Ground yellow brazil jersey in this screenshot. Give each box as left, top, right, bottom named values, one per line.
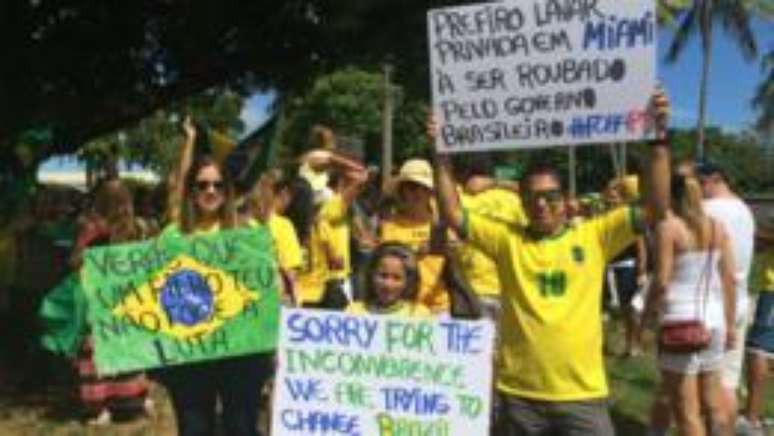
left=464, top=205, right=640, bottom=401
left=296, top=194, right=350, bottom=304
left=346, top=301, right=432, bottom=317
left=457, top=188, right=528, bottom=297
left=380, top=218, right=449, bottom=313
left=267, top=214, right=303, bottom=272
left=755, top=249, right=774, bottom=293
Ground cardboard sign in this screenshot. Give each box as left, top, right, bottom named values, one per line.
left=272, top=308, right=495, bottom=436
left=81, top=226, right=280, bottom=375
left=428, top=0, right=657, bottom=152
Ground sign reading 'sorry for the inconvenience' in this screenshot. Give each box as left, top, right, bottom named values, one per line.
left=81, top=226, right=280, bottom=375
left=272, top=308, right=495, bottom=436
left=428, top=0, right=657, bottom=152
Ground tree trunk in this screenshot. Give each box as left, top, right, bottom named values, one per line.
left=696, top=0, right=714, bottom=161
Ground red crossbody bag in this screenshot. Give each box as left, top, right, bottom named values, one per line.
left=659, top=223, right=714, bottom=353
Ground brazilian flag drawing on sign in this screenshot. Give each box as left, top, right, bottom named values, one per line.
left=81, top=225, right=280, bottom=376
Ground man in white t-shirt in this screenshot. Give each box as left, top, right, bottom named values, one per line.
left=695, top=161, right=755, bottom=430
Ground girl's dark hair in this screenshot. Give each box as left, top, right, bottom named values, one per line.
left=280, top=176, right=315, bottom=245
left=181, top=155, right=238, bottom=234
left=361, top=242, right=420, bottom=306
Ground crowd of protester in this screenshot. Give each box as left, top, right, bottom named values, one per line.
left=0, top=89, right=771, bottom=436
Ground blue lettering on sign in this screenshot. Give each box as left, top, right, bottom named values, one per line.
left=381, top=387, right=451, bottom=416
left=284, top=377, right=328, bottom=402
left=160, top=269, right=214, bottom=326
left=281, top=409, right=361, bottom=435
left=582, top=12, right=655, bottom=51
left=286, top=311, right=379, bottom=350
left=439, top=321, right=483, bottom=355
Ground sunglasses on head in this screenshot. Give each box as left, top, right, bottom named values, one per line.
left=524, top=189, right=564, bottom=205
left=194, top=179, right=225, bottom=192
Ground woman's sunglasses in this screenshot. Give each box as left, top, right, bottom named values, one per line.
left=194, top=180, right=225, bottom=192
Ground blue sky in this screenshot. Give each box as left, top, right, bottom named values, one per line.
left=657, top=18, right=773, bottom=130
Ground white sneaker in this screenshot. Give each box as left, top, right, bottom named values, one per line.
left=143, top=397, right=156, bottom=418
left=87, top=409, right=112, bottom=426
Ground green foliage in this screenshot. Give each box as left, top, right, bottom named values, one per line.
left=276, top=67, right=428, bottom=166
left=669, top=127, right=773, bottom=192
left=754, top=49, right=774, bottom=132
left=80, top=88, right=245, bottom=175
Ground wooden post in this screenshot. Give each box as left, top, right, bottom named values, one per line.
left=381, top=63, right=394, bottom=191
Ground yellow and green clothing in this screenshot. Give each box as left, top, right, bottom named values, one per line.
left=266, top=214, right=303, bottom=272
left=380, top=218, right=449, bottom=313
left=456, top=188, right=528, bottom=298
left=463, top=205, right=641, bottom=401
left=297, top=194, right=351, bottom=304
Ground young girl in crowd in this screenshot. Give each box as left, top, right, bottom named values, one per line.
left=379, top=159, right=450, bottom=314
left=70, top=179, right=154, bottom=425
left=346, top=242, right=430, bottom=317
left=640, top=174, right=736, bottom=436
left=159, top=116, right=273, bottom=436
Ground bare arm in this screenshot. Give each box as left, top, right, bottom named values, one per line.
left=166, top=116, right=196, bottom=224
left=717, top=224, right=737, bottom=348
left=635, top=236, right=648, bottom=281
left=338, top=168, right=368, bottom=207
left=427, top=115, right=464, bottom=234
left=643, top=88, right=672, bottom=225
left=641, top=221, right=674, bottom=327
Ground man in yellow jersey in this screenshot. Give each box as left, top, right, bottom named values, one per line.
left=429, top=89, right=671, bottom=435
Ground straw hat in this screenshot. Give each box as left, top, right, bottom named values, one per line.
left=394, top=159, right=434, bottom=191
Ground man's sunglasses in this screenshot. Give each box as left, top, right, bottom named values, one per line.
left=523, top=189, right=564, bottom=205
left=194, top=180, right=225, bottom=192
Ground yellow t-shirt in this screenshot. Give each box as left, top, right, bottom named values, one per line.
left=346, top=301, right=431, bottom=317
left=457, top=188, right=528, bottom=297
left=267, top=214, right=303, bottom=272
left=380, top=219, right=449, bottom=313
left=464, top=205, right=640, bottom=401
left=296, top=195, right=350, bottom=304
left=319, top=194, right=351, bottom=280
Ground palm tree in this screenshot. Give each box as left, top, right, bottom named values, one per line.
left=753, top=48, right=774, bottom=133
left=665, top=0, right=773, bottom=160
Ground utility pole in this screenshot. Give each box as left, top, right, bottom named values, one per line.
left=381, top=63, right=394, bottom=191
left=568, top=145, right=577, bottom=197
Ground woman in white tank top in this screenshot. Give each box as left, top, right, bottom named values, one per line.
left=641, top=174, right=736, bottom=436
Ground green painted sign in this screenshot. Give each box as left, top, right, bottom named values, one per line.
left=81, top=226, right=280, bottom=375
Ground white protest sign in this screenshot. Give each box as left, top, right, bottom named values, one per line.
left=428, top=0, right=657, bottom=152
left=271, top=308, right=495, bottom=436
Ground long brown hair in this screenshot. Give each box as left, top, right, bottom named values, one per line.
left=92, top=179, right=143, bottom=243
left=181, top=156, right=238, bottom=233
left=671, top=174, right=710, bottom=246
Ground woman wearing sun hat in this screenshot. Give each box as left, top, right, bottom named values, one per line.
left=377, top=159, right=453, bottom=314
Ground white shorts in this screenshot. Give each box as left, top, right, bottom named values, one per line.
left=721, top=315, right=749, bottom=389
left=659, top=326, right=725, bottom=375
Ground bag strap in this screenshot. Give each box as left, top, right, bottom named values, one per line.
left=694, top=219, right=715, bottom=321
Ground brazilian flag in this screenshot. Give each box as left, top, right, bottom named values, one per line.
left=81, top=226, right=280, bottom=376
